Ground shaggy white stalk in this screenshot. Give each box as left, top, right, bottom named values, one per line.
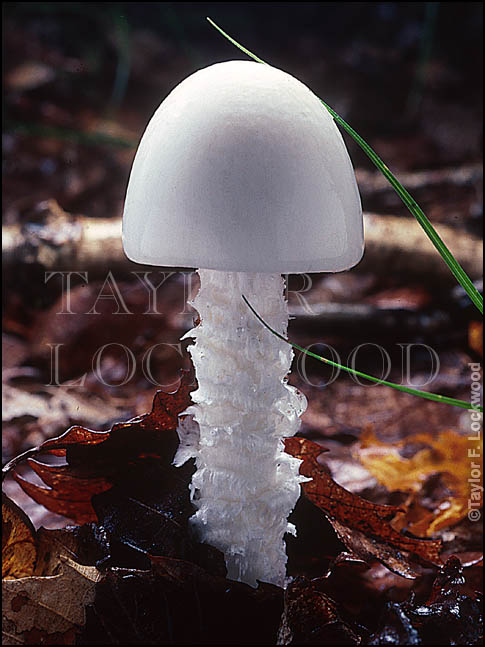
left=175, top=269, right=307, bottom=588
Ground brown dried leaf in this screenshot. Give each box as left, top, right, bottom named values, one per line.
left=2, top=382, right=125, bottom=434
left=285, top=437, right=442, bottom=577
left=365, top=285, right=432, bottom=310
left=2, top=498, right=105, bottom=645
left=7, top=373, right=195, bottom=524
left=330, top=518, right=422, bottom=579
left=33, top=526, right=104, bottom=577
left=2, top=557, right=102, bottom=646
left=2, top=494, right=37, bottom=580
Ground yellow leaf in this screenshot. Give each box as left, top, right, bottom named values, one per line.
left=354, top=429, right=483, bottom=535
left=2, top=494, right=37, bottom=580
left=2, top=496, right=103, bottom=645
left=469, top=321, right=483, bottom=357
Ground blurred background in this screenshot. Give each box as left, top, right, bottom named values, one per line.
left=2, top=3, right=483, bottom=528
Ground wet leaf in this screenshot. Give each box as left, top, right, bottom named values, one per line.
left=277, top=577, right=360, bottom=645
left=79, top=555, right=283, bottom=645
left=5, top=374, right=220, bottom=573
left=7, top=373, right=195, bottom=524
left=285, top=437, right=442, bottom=577
left=354, top=429, right=483, bottom=535
left=367, top=603, right=422, bottom=645
left=368, top=556, right=483, bottom=645
left=89, top=458, right=226, bottom=573
left=2, top=494, right=37, bottom=580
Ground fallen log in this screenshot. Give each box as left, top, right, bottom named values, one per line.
left=2, top=200, right=483, bottom=284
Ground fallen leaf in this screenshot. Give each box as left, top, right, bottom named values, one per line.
left=330, top=518, right=430, bottom=579
left=3, top=557, right=102, bottom=646
left=2, top=384, right=55, bottom=425
left=2, top=501, right=106, bottom=646
left=30, top=257, right=185, bottom=386
left=469, top=321, right=483, bottom=356
left=79, top=555, right=283, bottom=645
left=354, top=429, right=483, bottom=535
left=368, top=556, right=483, bottom=645
left=89, top=458, right=225, bottom=573
left=285, top=437, right=442, bottom=577
left=33, top=525, right=111, bottom=576
left=367, top=602, right=422, bottom=645
left=2, top=382, right=124, bottom=435
left=7, top=373, right=195, bottom=524
left=277, top=576, right=360, bottom=645
left=2, top=494, right=37, bottom=579
left=4, top=373, right=221, bottom=575
left=365, top=285, right=432, bottom=310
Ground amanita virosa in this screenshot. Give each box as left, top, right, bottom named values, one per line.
left=123, top=60, right=364, bottom=588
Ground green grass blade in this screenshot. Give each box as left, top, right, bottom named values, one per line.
left=207, top=17, right=483, bottom=315
left=321, top=104, right=483, bottom=315
left=243, top=296, right=482, bottom=412
left=207, top=17, right=265, bottom=63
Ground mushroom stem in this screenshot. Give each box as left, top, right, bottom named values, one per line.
left=176, top=269, right=307, bottom=588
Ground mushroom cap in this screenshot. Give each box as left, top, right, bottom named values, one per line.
left=123, top=60, right=363, bottom=273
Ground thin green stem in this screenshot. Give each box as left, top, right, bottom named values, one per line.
left=207, top=17, right=483, bottom=315
left=321, top=103, right=483, bottom=315
left=243, top=296, right=482, bottom=413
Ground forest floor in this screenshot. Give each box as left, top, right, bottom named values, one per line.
left=2, top=4, right=483, bottom=645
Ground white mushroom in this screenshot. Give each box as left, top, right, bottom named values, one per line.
left=122, top=60, right=364, bottom=588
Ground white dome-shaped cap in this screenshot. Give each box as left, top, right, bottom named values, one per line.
left=123, top=60, right=363, bottom=273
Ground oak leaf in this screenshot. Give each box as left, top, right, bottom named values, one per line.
left=285, top=437, right=442, bottom=577
left=5, top=373, right=195, bottom=524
